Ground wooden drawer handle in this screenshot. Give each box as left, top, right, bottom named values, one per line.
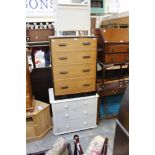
left=58, top=43, right=67, bottom=46
left=83, top=84, right=90, bottom=87
left=59, top=71, right=68, bottom=74
left=112, top=89, right=118, bottom=94
left=61, top=86, right=69, bottom=89
left=59, top=57, right=68, bottom=60
left=82, top=69, right=90, bottom=72
left=83, top=42, right=91, bottom=45
left=83, top=55, right=91, bottom=59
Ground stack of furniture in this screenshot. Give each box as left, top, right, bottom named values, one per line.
left=113, top=86, right=129, bottom=155
left=94, top=28, right=129, bottom=121
left=48, top=36, right=98, bottom=135
left=26, top=100, right=52, bottom=142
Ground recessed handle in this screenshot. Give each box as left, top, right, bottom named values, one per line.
left=59, top=57, right=68, bottom=60
left=83, top=84, right=90, bottom=87
left=60, top=71, right=68, bottom=74
left=61, top=86, right=69, bottom=89
left=83, top=55, right=91, bottom=59
left=83, top=42, right=91, bottom=45
left=58, top=43, right=67, bottom=46
left=82, top=69, right=90, bottom=72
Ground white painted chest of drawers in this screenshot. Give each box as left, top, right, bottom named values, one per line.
left=48, top=88, right=98, bottom=135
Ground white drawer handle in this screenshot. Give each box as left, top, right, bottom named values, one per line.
left=64, top=105, right=69, bottom=109
left=66, top=125, right=70, bottom=129
left=83, top=121, right=88, bottom=125
left=65, top=114, right=69, bottom=118
left=84, top=102, right=88, bottom=105
left=83, top=111, right=88, bottom=115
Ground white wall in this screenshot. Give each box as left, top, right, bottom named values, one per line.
left=104, top=0, right=129, bottom=13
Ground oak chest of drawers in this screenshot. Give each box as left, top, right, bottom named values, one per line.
left=48, top=88, right=98, bottom=135
left=49, top=36, right=97, bottom=99
left=94, top=28, right=129, bottom=64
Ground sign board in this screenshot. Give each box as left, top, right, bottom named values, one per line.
left=26, top=0, right=54, bottom=18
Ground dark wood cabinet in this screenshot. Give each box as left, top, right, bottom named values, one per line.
left=113, top=87, right=129, bottom=155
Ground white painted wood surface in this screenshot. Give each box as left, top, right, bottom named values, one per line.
left=48, top=88, right=98, bottom=135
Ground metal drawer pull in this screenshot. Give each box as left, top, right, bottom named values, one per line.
left=58, top=43, right=67, bottom=46
left=60, top=71, right=68, bottom=74
left=59, top=57, right=68, bottom=60
left=82, top=69, right=90, bottom=72
left=83, top=84, right=90, bottom=87
left=83, top=55, right=91, bottom=59
left=83, top=42, right=91, bottom=45
left=61, top=86, right=69, bottom=89
left=112, top=89, right=118, bottom=94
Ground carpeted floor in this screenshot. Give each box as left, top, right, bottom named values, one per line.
left=26, top=118, right=116, bottom=155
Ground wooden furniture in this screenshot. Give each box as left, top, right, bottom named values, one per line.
left=113, top=87, right=129, bottom=155
left=94, top=28, right=129, bottom=64
left=26, top=29, right=54, bottom=42
left=101, top=16, right=129, bottom=28
left=26, top=62, right=34, bottom=111
left=48, top=88, right=98, bottom=135
left=26, top=100, right=52, bottom=142
left=49, top=36, right=97, bottom=100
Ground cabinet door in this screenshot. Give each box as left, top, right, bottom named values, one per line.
left=26, top=117, right=35, bottom=138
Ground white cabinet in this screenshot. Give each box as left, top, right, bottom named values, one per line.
left=49, top=88, right=98, bottom=135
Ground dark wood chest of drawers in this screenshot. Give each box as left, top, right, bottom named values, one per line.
left=94, top=28, right=129, bottom=64
left=49, top=36, right=97, bottom=99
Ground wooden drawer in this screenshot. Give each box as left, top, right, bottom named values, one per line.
left=51, top=38, right=97, bottom=51
left=52, top=50, right=96, bottom=65
left=107, top=45, right=129, bottom=53
left=105, top=53, right=129, bottom=64
left=54, top=77, right=96, bottom=96
left=97, top=80, right=128, bottom=96
left=53, top=63, right=96, bottom=79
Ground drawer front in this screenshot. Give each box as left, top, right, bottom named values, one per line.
left=51, top=38, right=97, bottom=51
left=105, top=53, right=129, bottom=64
left=99, top=87, right=126, bottom=96
left=52, top=50, right=96, bottom=65
left=108, top=45, right=129, bottom=53
left=54, top=117, right=96, bottom=134
left=52, top=97, right=98, bottom=113
left=54, top=77, right=96, bottom=96
left=26, top=118, right=35, bottom=138
left=53, top=63, right=96, bottom=79
left=54, top=105, right=97, bottom=122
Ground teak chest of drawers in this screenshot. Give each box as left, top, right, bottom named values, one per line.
left=49, top=36, right=97, bottom=99
left=48, top=88, right=98, bottom=135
